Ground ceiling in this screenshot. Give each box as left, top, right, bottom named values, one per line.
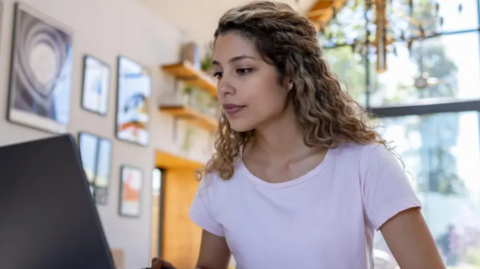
left=138, top=0, right=318, bottom=49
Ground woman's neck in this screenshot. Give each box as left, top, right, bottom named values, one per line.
left=246, top=107, right=315, bottom=162
left=253, top=124, right=305, bottom=158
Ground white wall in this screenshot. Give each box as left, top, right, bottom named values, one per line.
left=138, top=0, right=317, bottom=47
left=0, top=0, right=212, bottom=268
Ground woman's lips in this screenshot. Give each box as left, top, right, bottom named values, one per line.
left=223, top=104, right=246, bottom=115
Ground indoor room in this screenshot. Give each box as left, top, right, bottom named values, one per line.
left=0, top=0, right=479, bottom=269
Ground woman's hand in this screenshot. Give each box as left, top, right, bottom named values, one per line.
left=151, top=257, right=176, bottom=269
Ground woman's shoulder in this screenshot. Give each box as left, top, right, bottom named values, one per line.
left=334, top=141, right=386, bottom=159
left=197, top=170, right=220, bottom=189
left=335, top=141, right=404, bottom=177
left=329, top=142, right=398, bottom=174
left=198, top=160, right=243, bottom=188
left=200, top=160, right=246, bottom=192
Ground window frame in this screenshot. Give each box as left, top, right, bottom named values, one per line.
left=321, top=0, right=480, bottom=116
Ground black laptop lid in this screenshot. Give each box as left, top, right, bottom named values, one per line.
left=0, top=134, right=115, bottom=269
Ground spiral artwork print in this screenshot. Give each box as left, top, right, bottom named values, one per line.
left=7, top=3, right=73, bottom=133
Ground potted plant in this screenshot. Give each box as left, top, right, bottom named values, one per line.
left=182, top=86, right=194, bottom=105
left=201, top=52, right=213, bottom=73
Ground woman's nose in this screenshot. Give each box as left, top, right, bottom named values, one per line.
left=217, top=79, right=236, bottom=96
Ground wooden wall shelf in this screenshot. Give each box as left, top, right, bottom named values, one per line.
left=159, top=105, right=218, bottom=132
left=161, top=61, right=217, bottom=99
left=155, top=150, right=205, bottom=170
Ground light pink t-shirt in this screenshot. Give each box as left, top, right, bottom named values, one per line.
left=190, top=142, right=421, bottom=269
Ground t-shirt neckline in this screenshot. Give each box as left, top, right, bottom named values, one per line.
left=239, top=147, right=334, bottom=189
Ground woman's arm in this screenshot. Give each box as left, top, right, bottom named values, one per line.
left=380, top=208, right=446, bottom=269
left=358, top=144, right=446, bottom=269
left=196, top=229, right=231, bottom=269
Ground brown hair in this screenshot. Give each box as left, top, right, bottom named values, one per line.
left=202, top=1, right=387, bottom=180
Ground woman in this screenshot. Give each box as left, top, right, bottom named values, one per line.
left=153, top=1, right=445, bottom=268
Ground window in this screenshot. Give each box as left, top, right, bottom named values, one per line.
left=369, top=32, right=480, bottom=106
left=323, top=46, right=368, bottom=105
left=319, top=0, right=480, bottom=108
left=319, top=1, right=480, bottom=267
left=374, top=111, right=480, bottom=268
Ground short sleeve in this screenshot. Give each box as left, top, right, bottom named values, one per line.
left=189, top=175, right=225, bottom=237
left=360, top=144, right=422, bottom=230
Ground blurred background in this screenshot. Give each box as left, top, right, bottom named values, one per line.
left=0, top=0, right=479, bottom=269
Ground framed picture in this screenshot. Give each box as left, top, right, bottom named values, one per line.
left=7, top=3, right=73, bottom=133
left=119, top=165, right=143, bottom=218
left=81, top=55, right=110, bottom=115
left=115, top=56, right=151, bottom=146
left=78, top=132, right=113, bottom=205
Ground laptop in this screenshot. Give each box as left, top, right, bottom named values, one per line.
left=0, top=134, right=116, bottom=269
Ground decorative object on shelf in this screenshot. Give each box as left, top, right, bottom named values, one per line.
left=193, top=88, right=219, bottom=119
left=119, top=165, right=143, bottom=218
left=78, top=132, right=112, bottom=205
left=181, top=41, right=201, bottom=70
left=161, top=49, right=220, bottom=133
left=200, top=52, right=213, bottom=73
left=7, top=3, right=73, bottom=133
left=81, top=55, right=111, bottom=115
left=181, top=126, right=195, bottom=153
left=182, top=85, right=194, bottom=105
left=160, top=60, right=219, bottom=132
left=115, top=56, right=151, bottom=146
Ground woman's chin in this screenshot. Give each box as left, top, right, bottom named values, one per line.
left=228, top=119, right=256, bottom=133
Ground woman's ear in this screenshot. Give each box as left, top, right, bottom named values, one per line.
left=283, top=77, right=294, bottom=91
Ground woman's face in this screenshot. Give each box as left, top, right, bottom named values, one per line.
left=212, top=32, right=291, bottom=132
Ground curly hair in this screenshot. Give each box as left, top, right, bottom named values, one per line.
left=202, top=1, right=388, bottom=180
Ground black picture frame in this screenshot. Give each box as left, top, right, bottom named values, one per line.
left=119, top=165, right=143, bottom=218
left=81, top=55, right=111, bottom=116
left=115, top=55, right=151, bottom=147
left=7, top=2, right=73, bottom=134
left=78, top=131, right=113, bottom=206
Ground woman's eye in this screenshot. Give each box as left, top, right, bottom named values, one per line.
left=212, top=72, right=223, bottom=79
left=237, top=68, right=253, bottom=75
